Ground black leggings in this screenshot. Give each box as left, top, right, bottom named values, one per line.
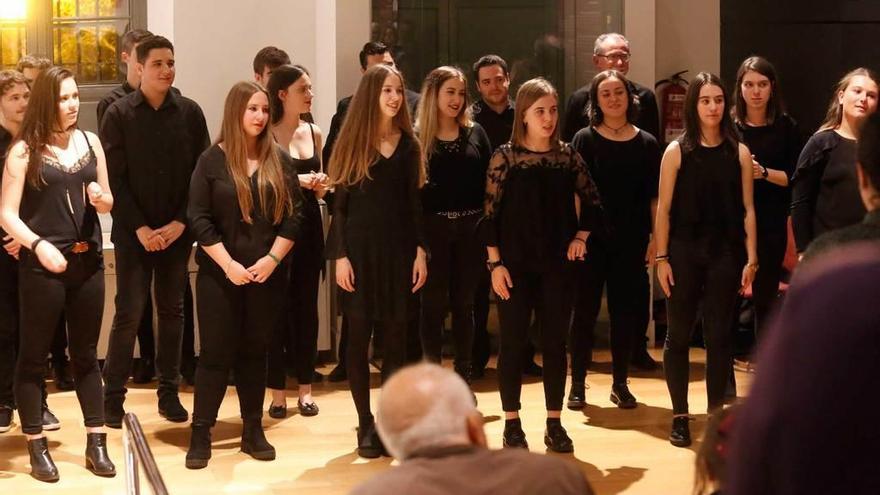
left=16, top=251, right=105, bottom=434
left=751, top=229, right=787, bottom=341
left=267, top=252, right=321, bottom=389
left=192, top=266, right=285, bottom=426
left=346, top=315, right=407, bottom=420
left=419, top=214, right=482, bottom=374
left=664, top=238, right=742, bottom=414
left=497, top=263, right=572, bottom=412
left=571, top=238, right=649, bottom=385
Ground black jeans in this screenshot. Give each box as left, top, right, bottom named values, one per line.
left=664, top=238, right=742, bottom=414
left=420, top=214, right=482, bottom=374
left=192, top=265, right=285, bottom=425
left=497, top=263, right=572, bottom=412
left=0, top=254, right=18, bottom=407
left=752, top=229, right=787, bottom=341
left=267, top=252, right=321, bottom=390
left=347, top=315, right=407, bottom=420
left=16, top=251, right=105, bottom=434
left=103, top=244, right=189, bottom=401
left=571, top=237, right=649, bottom=385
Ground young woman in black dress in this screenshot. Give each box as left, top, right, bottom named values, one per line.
left=266, top=64, right=328, bottom=418
left=415, top=66, right=492, bottom=385
left=731, top=56, right=802, bottom=344
left=568, top=69, right=660, bottom=411
left=482, top=77, right=601, bottom=453
left=0, top=66, right=115, bottom=482
left=325, top=64, right=427, bottom=458
left=185, top=81, right=303, bottom=469
left=791, top=68, right=878, bottom=253
left=655, top=72, right=757, bottom=447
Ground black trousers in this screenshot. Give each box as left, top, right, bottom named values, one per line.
left=0, top=254, right=19, bottom=407
left=267, top=252, right=321, bottom=390
left=751, top=229, right=787, bottom=341
left=192, top=265, right=285, bottom=425
left=664, top=238, right=742, bottom=414
left=347, top=315, right=407, bottom=420
left=498, top=263, right=572, bottom=412
left=571, top=237, right=649, bottom=385
left=103, top=244, right=189, bottom=401
left=16, top=251, right=105, bottom=434
left=420, top=214, right=482, bottom=374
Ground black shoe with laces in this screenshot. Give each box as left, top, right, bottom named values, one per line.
left=41, top=406, right=61, bottom=431
left=53, top=360, right=75, bottom=391
left=544, top=422, right=574, bottom=453
left=669, top=416, right=692, bottom=447
left=502, top=425, right=529, bottom=449
left=610, top=383, right=637, bottom=409
left=0, top=405, right=14, bottom=433
left=158, top=394, right=189, bottom=423
left=104, top=398, right=124, bottom=429
left=566, top=383, right=586, bottom=410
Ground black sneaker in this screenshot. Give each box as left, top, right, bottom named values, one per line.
left=502, top=425, right=528, bottom=449
left=631, top=349, right=659, bottom=371
left=0, top=405, right=13, bottom=433
left=669, top=416, right=692, bottom=447
left=544, top=422, right=574, bottom=453
left=158, top=395, right=189, bottom=423
left=53, top=360, right=75, bottom=391
left=610, top=383, right=637, bottom=409
left=566, top=383, right=587, bottom=410
left=328, top=364, right=347, bottom=383
left=41, top=406, right=61, bottom=431
left=104, top=398, right=125, bottom=429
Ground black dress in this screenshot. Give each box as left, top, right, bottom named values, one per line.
left=325, top=132, right=427, bottom=322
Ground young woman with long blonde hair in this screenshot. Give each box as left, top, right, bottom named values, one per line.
left=415, top=66, right=492, bottom=385
left=481, top=77, right=601, bottom=453
left=185, top=81, right=303, bottom=469
left=325, top=63, right=428, bottom=458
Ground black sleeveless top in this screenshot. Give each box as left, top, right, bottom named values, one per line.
left=670, top=142, right=744, bottom=246
left=288, top=124, right=325, bottom=267
left=19, top=130, right=102, bottom=255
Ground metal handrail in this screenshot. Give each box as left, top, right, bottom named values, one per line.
left=122, top=413, right=169, bottom=495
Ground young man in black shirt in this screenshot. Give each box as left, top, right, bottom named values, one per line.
left=100, top=36, right=210, bottom=428
left=253, top=46, right=291, bottom=88
left=561, top=33, right=660, bottom=371
left=469, top=55, right=543, bottom=380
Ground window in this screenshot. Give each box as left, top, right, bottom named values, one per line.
left=0, top=1, right=27, bottom=71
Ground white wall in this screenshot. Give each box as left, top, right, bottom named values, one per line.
left=654, top=0, right=720, bottom=82
left=624, top=0, right=656, bottom=90
left=335, top=0, right=371, bottom=100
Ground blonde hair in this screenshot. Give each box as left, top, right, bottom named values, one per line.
left=415, top=66, right=473, bottom=164
left=328, top=64, right=424, bottom=187
left=818, top=67, right=879, bottom=132
left=217, top=81, right=292, bottom=224
left=510, top=77, right=562, bottom=151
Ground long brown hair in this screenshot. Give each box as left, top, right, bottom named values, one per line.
left=217, top=81, right=292, bottom=224
left=415, top=66, right=473, bottom=163
left=731, top=56, right=785, bottom=126
left=328, top=64, right=424, bottom=187
left=510, top=77, right=562, bottom=151
left=818, top=67, right=879, bottom=132
left=17, top=66, right=74, bottom=189
left=679, top=72, right=740, bottom=154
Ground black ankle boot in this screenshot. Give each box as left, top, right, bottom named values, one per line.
left=669, top=416, right=692, bottom=447
left=27, top=437, right=59, bottom=482
left=356, top=421, right=383, bottom=459
left=241, top=419, right=275, bottom=461
left=85, top=432, right=116, bottom=477
left=185, top=424, right=212, bottom=469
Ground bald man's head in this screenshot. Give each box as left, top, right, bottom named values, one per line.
left=377, top=363, right=484, bottom=460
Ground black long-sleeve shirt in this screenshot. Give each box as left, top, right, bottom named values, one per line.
left=481, top=143, right=601, bottom=269
left=97, top=82, right=181, bottom=127
left=422, top=124, right=493, bottom=215
left=187, top=144, right=304, bottom=269
left=790, top=129, right=864, bottom=252
left=100, top=88, right=210, bottom=250
left=471, top=99, right=514, bottom=151
left=562, top=80, right=660, bottom=143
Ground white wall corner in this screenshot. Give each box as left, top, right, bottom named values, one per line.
left=146, top=0, right=174, bottom=42
left=624, top=0, right=657, bottom=89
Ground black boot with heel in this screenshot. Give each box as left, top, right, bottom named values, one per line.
left=85, top=432, right=116, bottom=477
left=27, top=436, right=59, bottom=482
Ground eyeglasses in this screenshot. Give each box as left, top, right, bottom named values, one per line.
left=598, top=53, right=631, bottom=63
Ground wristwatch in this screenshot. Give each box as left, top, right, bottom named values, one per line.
left=761, top=166, right=769, bottom=179
left=486, top=260, right=504, bottom=272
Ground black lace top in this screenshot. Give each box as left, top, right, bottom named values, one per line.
left=480, top=143, right=601, bottom=268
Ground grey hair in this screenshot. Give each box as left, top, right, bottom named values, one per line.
left=376, top=364, right=477, bottom=460
left=593, top=32, right=629, bottom=56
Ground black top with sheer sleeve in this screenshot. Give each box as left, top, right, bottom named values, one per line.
left=480, top=142, right=601, bottom=269
left=187, top=144, right=304, bottom=270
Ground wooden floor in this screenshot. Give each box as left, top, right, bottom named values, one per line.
left=0, top=349, right=751, bottom=495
